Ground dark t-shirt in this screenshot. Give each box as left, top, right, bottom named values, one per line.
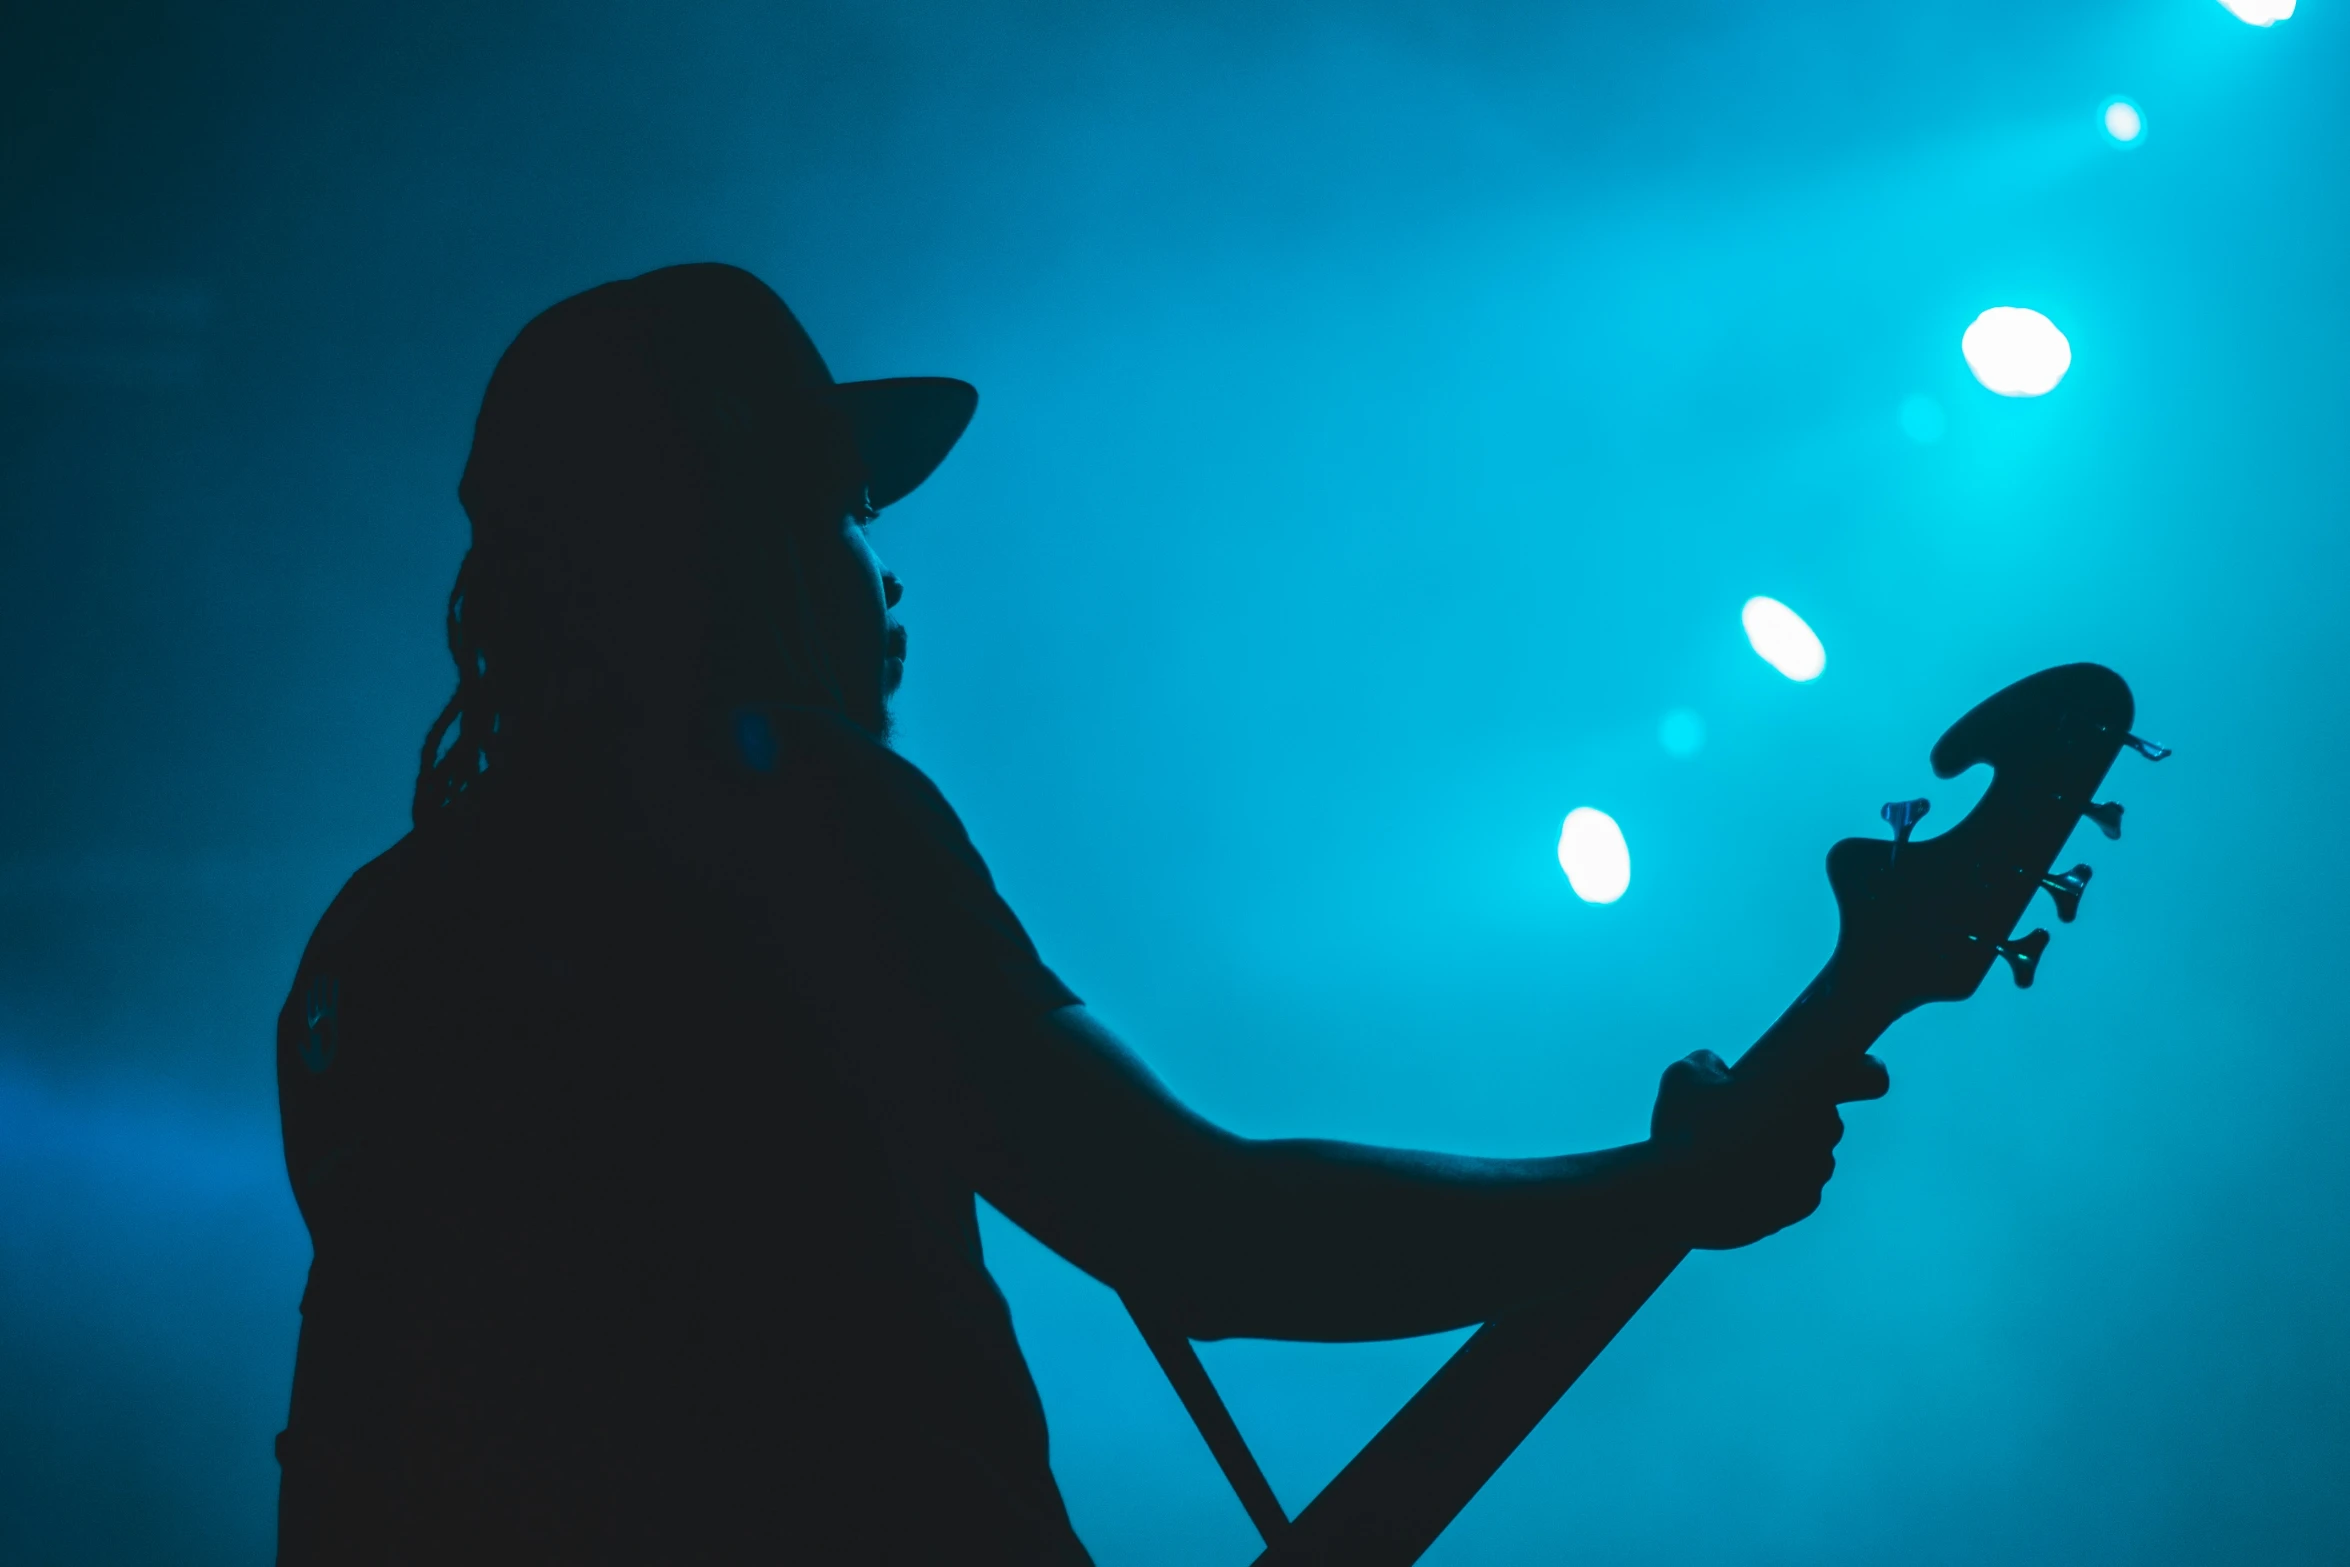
left=275, top=707, right=1090, bottom=1564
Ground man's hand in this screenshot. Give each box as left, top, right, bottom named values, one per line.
left=1648, top=1049, right=1890, bottom=1250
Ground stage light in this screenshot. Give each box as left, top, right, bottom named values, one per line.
left=1961, top=307, right=2071, bottom=397
left=1899, top=393, right=1947, bottom=444
left=2215, top=0, right=2294, bottom=24
left=1658, top=709, right=1706, bottom=758
left=1558, top=808, right=1631, bottom=904
left=2102, top=98, right=2144, bottom=145
left=1741, top=596, right=1825, bottom=682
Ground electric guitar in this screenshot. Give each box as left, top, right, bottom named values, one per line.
left=1127, top=662, right=2168, bottom=1565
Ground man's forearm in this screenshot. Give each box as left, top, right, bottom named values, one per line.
left=971, top=1003, right=1869, bottom=1343
left=1129, top=1133, right=1688, bottom=1341
left=971, top=1007, right=1695, bottom=1337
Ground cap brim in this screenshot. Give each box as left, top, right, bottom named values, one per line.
left=824, top=377, right=978, bottom=510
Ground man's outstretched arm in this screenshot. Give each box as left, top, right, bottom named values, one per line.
left=965, top=1005, right=1886, bottom=1343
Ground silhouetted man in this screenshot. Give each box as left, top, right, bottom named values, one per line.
left=274, top=263, right=1886, bottom=1564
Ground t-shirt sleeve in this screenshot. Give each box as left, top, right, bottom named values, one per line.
left=275, top=837, right=417, bottom=1233
left=787, top=711, right=1079, bottom=1026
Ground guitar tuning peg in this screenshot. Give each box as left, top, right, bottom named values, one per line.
left=2082, top=801, right=2124, bottom=840
left=1995, top=928, right=2051, bottom=988
left=1881, top=797, right=1931, bottom=851
left=2040, top=863, right=2092, bottom=923
left=2123, top=733, right=2172, bottom=762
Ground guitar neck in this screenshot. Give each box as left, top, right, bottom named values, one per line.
left=1253, top=964, right=1902, bottom=1567
left=1731, top=954, right=1905, bottom=1088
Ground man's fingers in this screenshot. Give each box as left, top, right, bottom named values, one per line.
left=1829, top=1053, right=1890, bottom=1104
left=1663, top=1049, right=1732, bottom=1091
left=1680, top=1057, right=1874, bottom=1249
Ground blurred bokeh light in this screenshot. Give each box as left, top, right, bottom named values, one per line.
left=1898, top=392, right=1949, bottom=443
left=1658, top=708, right=1707, bottom=758
left=2215, top=0, right=2295, bottom=25
left=1557, top=808, right=1631, bottom=904
left=1962, top=306, right=2073, bottom=397
left=1741, top=596, right=1827, bottom=682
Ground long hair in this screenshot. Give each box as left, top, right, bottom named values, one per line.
left=410, top=548, right=537, bottom=827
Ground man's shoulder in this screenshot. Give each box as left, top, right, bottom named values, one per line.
left=282, top=813, right=533, bottom=1001
left=275, top=829, right=449, bottom=1110
left=296, top=832, right=435, bottom=973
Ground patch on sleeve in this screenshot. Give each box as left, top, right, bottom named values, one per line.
left=733, top=706, right=782, bottom=773
left=300, top=975, right=341, bottom=1074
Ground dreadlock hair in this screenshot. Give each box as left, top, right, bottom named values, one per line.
left=410, top=547, right=548, bottom=827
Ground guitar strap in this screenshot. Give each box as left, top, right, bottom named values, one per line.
left=1123, top=1299, right=1292, bottom=1547
left=1125, top=1251, right=1680, bottom=1567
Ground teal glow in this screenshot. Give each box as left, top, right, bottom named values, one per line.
left=1899, top=392, right=1948, bottom=443
left=1658, top=708, right=1707, bottom=757
left=8, top=5, right=2349, bottom=1564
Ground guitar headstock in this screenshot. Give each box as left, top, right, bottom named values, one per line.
left=1823, top=663, right=2167, bottom=1018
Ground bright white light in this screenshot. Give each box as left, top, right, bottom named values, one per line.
left=1558, top=807, right=1631, bottom=904
left=2216, top=0, right=2294, bottom=24
left=1741, top=596, right=1826, bottom=682
left=1658, top=709, right=1706, bottom=758
left=1961, top=307, right=2072, bottom=398
left=1898, top=393, right=1947, bottom=444
left=2102, top=98, right=2144, bottom=144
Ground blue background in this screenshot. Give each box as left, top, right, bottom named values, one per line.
left=2, top=2, right=2342, bottom=1561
